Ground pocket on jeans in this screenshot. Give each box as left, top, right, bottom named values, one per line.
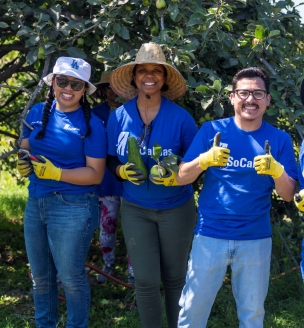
left=59, top=194, right=88, bottom=206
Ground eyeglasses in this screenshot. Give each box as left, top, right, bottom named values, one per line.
left=55, top=76, right=85, bottom=91
left=137, top=124, right=151, bottom=152
left=234, top=89, right=267, bottom=100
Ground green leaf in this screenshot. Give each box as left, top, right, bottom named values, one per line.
left=0, top=22, right=9, bottom=28
left=66, top=47, right=87, bottom=58
left=168, top=4, right=179, bottom=22
left=17, top=26, right=33, bottom=36
left=120, top=26, right=130, bottom=40
left=26, top=48, right=38, bottom=65
left=151, top=142, right=162, bottom=162
left=161, top=154, right=182, bottom=172
left=201, top=97, right=213, bottom=110
left=269, top=30, right=280, bottom=38
left=266, top=107, right=279, bottom=116
left=213, top=80, right=222, bottom=92
left=214, top=102, right=224, bottom=117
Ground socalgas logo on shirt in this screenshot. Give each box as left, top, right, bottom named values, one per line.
left=227, top=156, right=254, bottom=168
left=63, top=124, right=80, bottom=131
left=116, top=132, right=172, bottom=157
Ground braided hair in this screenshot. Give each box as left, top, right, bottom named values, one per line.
left=35, top=86, right=54, bottom=139
left=36, top=82, right=92, bottom=139
left=79, top=89, right=92, bottom=138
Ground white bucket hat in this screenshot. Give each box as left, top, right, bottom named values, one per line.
left=110, top=43, right=187, bottom=101
left=43, top=57, right=96, bottom=95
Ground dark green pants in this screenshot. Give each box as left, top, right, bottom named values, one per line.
left=121, top=197, right=197, bottom=328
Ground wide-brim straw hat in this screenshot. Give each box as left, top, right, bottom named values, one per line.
left=43, top=56, right=96, bottom=95
left=110, top=43, right=186, bottom=101
left=95, top=71, right=112, bottom=86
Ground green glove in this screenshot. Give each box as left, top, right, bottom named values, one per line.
left=31, top=156, right=62, bottom=181
left=17, top=158, right=33, bottom=177
left=294, top=190, right=304, bottom=211
left=199, top=133, right=230, bottom=170
left=254, top=153, right=284, bottom=178
left=119, top=162, right=145, bottom=185
left=149, top=166, right=179, bottom=186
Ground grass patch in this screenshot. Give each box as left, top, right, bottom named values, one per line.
left=1, top=170, right=304, bottom=327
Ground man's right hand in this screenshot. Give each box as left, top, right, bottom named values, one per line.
left=119, top=162, right=145, bottom=185
left=294, top=190, right=304, bottom=211
left=17, top=158, right=33, bottom=177
left=199, top=133, right=230, bottom=171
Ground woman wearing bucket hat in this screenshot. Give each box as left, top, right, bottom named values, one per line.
left=106, top=42, right=198, bottom=328
left=91, top=72, right=134, bottom=284
left=16, top=56, right=107, bottom=327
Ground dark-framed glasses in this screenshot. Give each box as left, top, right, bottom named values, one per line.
left=137, top=124, right=151, bottom=152
left=235, top=89, right=267, bottom=100
left=55, top=76, right=85, bottom=91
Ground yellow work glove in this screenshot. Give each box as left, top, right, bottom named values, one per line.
left=294, top=190, right=304, bottom=211
left=31, top=156, right=62, bottom=181
left=119, top=162, right=145, bottom=185
left=149, top=166, right=179, bottom=186
left=199, top=132, right=230, bottom=170
left=254, top=153, right=284, bottom=178
left=17, top=158, right=33, bottom=177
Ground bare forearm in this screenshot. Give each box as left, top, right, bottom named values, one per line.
left=177, top=159, right=203, bottom=185
left=274, top=171, right=296, bottom=201
left=61, top=166, right=104, bottom=185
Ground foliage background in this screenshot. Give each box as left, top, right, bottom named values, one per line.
left=1, top=0, right=304, bottom=326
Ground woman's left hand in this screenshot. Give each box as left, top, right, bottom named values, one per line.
left=149, top=167, right=179, bottom=187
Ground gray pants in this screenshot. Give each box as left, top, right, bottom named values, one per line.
left=121, top=197, right=197, bottom=328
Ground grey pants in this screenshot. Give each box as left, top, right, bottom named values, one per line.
left=121, top=197, right=197, bottom=328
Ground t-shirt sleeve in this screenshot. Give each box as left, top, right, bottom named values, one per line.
left=182, top=123, right=210, bottom=162
left=180, top=113, right=198, bottom=154
left=22, top=103, right=43, bottom=139
left=298, top=141, right=304, bottom=189
left=84, top=119, right=107, bottom=158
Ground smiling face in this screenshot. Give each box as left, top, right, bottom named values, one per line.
left=52, top=74, right=86, bottom=112
left=230, top=77, right=271, bottom=131
left=133, top=64, right=166, bottom=98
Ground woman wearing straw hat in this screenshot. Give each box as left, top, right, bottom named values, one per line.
left=106, top=42, right=198, bottom=328
left=16, top=57, right=107, bottom=327
left=92, top=71, right=134, bottom=284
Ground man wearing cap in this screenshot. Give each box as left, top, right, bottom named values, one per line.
left=17, top=56, right=107, bottom=328
left=106, top=42, right=198, bottom=328
left=177, top=67, right=297, bottom=327
left=293, top=79, right=304, bottom=284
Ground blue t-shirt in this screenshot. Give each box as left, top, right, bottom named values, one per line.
left=107, top=96, right=198, bottom=209
left=23, top=101, right=107, bottom=198
left=183, top=117, right=298, bottom=240
left=92, top=102, right=123, bottom=197
left=298, top=141, right=304, bottom=190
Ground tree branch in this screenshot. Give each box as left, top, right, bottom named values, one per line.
left=0, top=84, right=32, bottom=95
left=254, top=52, right=277, bottom=75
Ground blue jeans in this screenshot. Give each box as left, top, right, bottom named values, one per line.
left=178, top=235, right=272, bottom=328
left=24, top=192, right=100, bottom=328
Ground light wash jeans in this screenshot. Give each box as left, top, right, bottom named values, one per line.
left=178, top=235, right=272, bottom=328
left=24, top=192, right=100, bottom=328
